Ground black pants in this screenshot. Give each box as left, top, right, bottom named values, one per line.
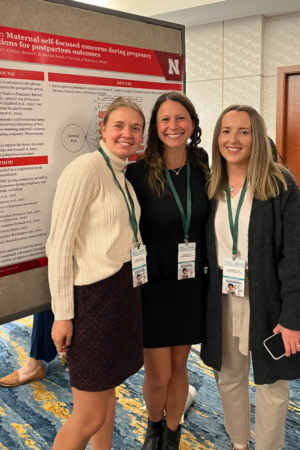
left=30, top=310, right=57, bottom=362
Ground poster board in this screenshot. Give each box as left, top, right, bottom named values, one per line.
left=0, top=0, right=185, bottom=324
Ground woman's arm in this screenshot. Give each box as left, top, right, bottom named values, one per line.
left=276, top=174, right=300, bottom=355
left=46, top=157, right=98, bottom=321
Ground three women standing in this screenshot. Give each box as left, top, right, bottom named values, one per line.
left=126, top=91, right=209, bottom=450
left=47, top=97, right=145, bottom=450
left=201, top=105, right=300, bottom=450
left=47, top=91, right=299, bottom=450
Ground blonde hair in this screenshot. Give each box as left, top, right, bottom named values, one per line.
left=103, top=97, right=145, bottom=129
left=208, top=105, right=288, bottom=201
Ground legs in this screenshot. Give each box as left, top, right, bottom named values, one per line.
left=165, top=346, right=191, bottom=431
left=143, top=347, right=172, bottom=423
left=52, top=387, right=115, bottom=450
left=143, top=345, right=190, bottom=449
left=218, top=295, right=290, bottom=450
left=30, top=310, right=57, bottom=362
left=255, top=380, right=289, bottom=450
left=218, top=295, right=251, bottom=449
left=18, top=310, right=57, bottom=381
left=0, top=311, right=56, bottom=387
left=90, top=389, right=116, bottom=450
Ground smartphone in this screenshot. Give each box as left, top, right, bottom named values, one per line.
left=263, top=332, right=286, bottom=360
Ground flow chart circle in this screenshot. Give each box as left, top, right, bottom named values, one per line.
left=61, top=124, right=86, bottom=153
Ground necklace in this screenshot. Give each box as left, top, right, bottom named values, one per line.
left=229, top=179, right=245, bottom=192
left=168, top=154, right=186, bottom=176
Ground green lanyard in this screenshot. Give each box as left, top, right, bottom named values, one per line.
left=99, top=146, right=140, bottom=247
left=226, top=179, right=247, bottom=259
left=164, top=157, right=191, bottom=243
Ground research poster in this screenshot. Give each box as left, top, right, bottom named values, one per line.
left=0, top=26, right=183, bottom=277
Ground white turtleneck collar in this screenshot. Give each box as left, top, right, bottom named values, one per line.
left=99, top=140, right=128, bottom=172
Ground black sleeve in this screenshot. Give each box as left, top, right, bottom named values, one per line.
left=278, top=173, right=300, bottom=330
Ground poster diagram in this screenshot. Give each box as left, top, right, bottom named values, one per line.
left=0, top=26, right=183, bottom=277
left=60, top=94, right=144, bottom=155
left=61, top=124, right=86, bottom=153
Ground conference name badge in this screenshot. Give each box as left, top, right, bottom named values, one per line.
left=131, top=245, right=148, bottom=288
left=222, top=257, right=245, bottom=297
left=178, top=242, right=196, bottom=280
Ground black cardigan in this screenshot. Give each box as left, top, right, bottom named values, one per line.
left=126, top=158, right=209, bottom=277
left=201, top=170, right=300, bottom=384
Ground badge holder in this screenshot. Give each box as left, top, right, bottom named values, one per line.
left=222, top=257, right=245, bottom=297
left=223, top=179, right=247, bottom=297
left=178, top=242, right=196, bottom=280
left=131, top=245, right=148, bottom=288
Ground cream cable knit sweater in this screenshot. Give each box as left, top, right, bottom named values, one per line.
left=46, top=141, right=141, bottom=320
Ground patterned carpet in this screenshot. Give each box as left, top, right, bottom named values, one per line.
left=0, top=317, right=300, bottom=450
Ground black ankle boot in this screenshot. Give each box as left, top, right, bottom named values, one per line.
left=161, top=423, right=181, bottom=450
left=142, top=418, right=164, bottom=450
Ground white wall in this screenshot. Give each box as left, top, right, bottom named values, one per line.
left=186, top=12, right=300, bottom=161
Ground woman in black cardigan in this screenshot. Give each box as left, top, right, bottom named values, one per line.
left=126, top=92, right=209, bottom=450
left=201, top=105, right=300, bottom=450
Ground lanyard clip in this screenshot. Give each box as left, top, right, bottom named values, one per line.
left=184, top=239, right=188, bottom=245
left=135, top=241, right=141, bottom=249
left=232, top=253, right=237, bottom=261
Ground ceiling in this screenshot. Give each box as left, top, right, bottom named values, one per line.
left=72, top=0, right=300, bottom=27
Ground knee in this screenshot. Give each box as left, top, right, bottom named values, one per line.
left=77, top=413, right=106, bottom=438
left=171, top=357, right=188, bottom=375
left=145, top=372, right=170, bottom=391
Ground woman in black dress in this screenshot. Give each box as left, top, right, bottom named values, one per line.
left=126, top=92, right=209, bottom=450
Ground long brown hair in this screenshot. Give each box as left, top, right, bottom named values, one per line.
left=208, top=104, right=288, bottom=201
left=142, top=91, right=209, bottom=197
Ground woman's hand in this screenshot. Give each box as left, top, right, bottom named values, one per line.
left=52, top=320, right=73, bottom=352
left=273, top=324, right=300, bottom=357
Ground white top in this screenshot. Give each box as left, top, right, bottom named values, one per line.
left=215, top=188, right=253, bottom=356
left=46, top=140, right=141, bottom=320
left=215, top=189, right=252, bottom=269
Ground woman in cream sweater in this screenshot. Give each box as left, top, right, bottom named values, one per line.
left=47, top=97, right=145, bottom=450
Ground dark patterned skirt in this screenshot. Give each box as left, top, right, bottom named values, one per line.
left=67, top=262, right=143, bottom=392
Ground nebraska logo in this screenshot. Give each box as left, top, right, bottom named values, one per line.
left=154, top=51, right=183, bottom=81
left=168, top=58, right=180, bottom=75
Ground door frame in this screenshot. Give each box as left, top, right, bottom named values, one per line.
left=276, top=64, right=300, bottom=160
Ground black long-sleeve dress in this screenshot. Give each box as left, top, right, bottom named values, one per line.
left=126, top=157, right=209, bottom=348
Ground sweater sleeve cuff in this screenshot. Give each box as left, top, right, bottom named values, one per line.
left=278, top=296, right=300, bottom=331
left=53, top=311, right=74, bottom=321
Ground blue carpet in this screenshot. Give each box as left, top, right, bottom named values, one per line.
left=0, top=317, right=300, bottom=449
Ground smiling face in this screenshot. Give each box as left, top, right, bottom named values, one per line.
left=156, top=100, right=195, bottom=153
left=101, top=107, right=144, bottom=160
left=218, top=110, right=252, bottom=169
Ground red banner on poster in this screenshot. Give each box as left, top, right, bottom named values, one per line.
left=0, top=68, right=44, bottom=80
left=0, top=26, right=184, bottom=82
left=0, top=156, right=48, bottom=167
left=0, top=257, right=48, bottom=278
